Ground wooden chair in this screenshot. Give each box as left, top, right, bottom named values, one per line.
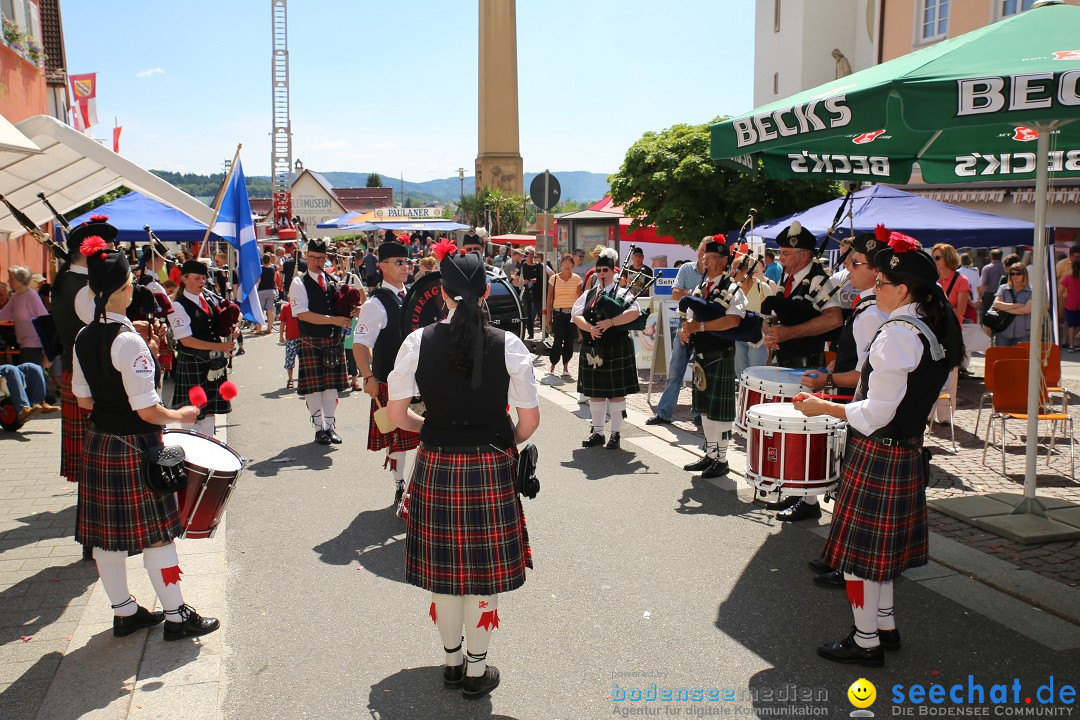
left=982, top=358, right=1074, bottom=479
left=976, top=346, right=1027, bottom=435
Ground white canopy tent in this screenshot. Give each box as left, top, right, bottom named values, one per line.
left=0, top=115, right=213, bottom=240
left=0, top=113, right=41, bottom=157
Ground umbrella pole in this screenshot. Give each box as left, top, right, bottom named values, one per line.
left=1014, top=123, right=1053, bottom=517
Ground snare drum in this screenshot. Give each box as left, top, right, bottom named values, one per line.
left=744, top=403, right=845, bottom=497
left=735, top=367, right=806, bottom=433
left=162, top=429, right=246, bottom=539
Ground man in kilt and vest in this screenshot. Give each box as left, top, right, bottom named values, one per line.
left=386, top=242, right=539, bottom=699
left=290, top=238, right=354, bottom=445
left=679, top=239, right=750, bottom=480
left=168, top=261, right=235, bottom=437
left=72, top=236, right=219, bottom=641
left=353, top=240, right=420, bottom=501
left=793, top=232, right=963, bottom=667
left=799, top=230, right=889, bottom=589
left=571, top=248, right=641, bottom=450
left=761, top=222, right=843, bottom=522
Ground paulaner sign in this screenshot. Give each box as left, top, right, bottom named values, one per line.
left=373, top=207, right=443, bottom=219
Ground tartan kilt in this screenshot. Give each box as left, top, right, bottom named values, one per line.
left=367, top=381, right=420, bottom=453
left=578, top=335, right=639, bottom=398
left=171, top=351, right=232, bottom=418
left=405, top=445, right=531, bottom=595
left=59, top=371, right=88, bottom=483
left=76, top=425, right=181, bottom=551
left=823, top=435, right=929, bottom=582
left=297, top=335, right=349, bottom=396
left=691, top=354, right=736, bottom=422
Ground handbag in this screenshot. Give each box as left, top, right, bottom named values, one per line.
left=515, top=443, right=540, bottom=499
left=142, top=438, right=189, bottom=496
left=981, top=288, right=1017, bottom=334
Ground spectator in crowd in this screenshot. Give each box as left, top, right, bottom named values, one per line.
left=519, top=247, right=545, bottom=339
left=546, top=253, right=583, bottom=377
left=0, top=361, right=59, bottom=425
left=362, top=246, right=380, bottom=288
left=1060, top=258, right=1080, bottom=351
left=763, top=249, right=783, bottom=284
left=0, top=266, right=50, bottom=366
left=933, top=243, right=975, bottom=421
left=1001, top=253, right=1021, bottom=281
left=169, top=251, right=185, bottom=287
left=958, top=253, right=981, bottom=313
left=0, top=281, right=9, bottom=308
left=991, top=263, right=1033, bottom=347
left=979, top=249, right=1005, bottom=315
left=502, top=248, right=522, bottom=284
left=414, top=255, right=438, bottom=280
left=621, top=246, right=654, bottom=296
left=254, top=252, right=278, bottom=335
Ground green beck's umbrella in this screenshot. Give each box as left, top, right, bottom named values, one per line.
left=710, top=2, right=1080, bottom=184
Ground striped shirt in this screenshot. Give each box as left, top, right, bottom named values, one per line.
left=549, top=272, right=582, bottom=309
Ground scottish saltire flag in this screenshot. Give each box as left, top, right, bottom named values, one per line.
left=211, top=158, right=264, bottom=325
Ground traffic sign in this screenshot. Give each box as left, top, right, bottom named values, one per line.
left=529, top=171, right=561, bottom=211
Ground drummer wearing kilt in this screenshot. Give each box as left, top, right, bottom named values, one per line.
left=168, top=260, right=235, bottom=437
left=572, top=248, right=641, bottom=449
left=290, top=238, right=353, bottom=446
left=72, top=237, right=219, bottom=640
left=792, top=234, right=963, bottom=667
left=679, top=240, right=748, bottom=479
left=386, top=243, right=539, bottom=700
left=353, top=241, right=420, bottom=501
left=761, top=222, right=843, bottom=522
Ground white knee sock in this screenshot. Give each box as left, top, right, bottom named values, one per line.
left=306, top=395, right=324, bottom=430
left=702, top=418, right=721, bottom=459
left=93, top=547, right=137, bottom=617
left=844, top=573, right=881, bottom=648
left=430, top=593, right=465, bottom=666
left=321, top=389, right=338, bottom=431
left=609, top=400, right=626, bottom=432
left=463, top=594, right=499, bottom=677
left=878, top=581, right=896, bottom=631
left=589, top=400, right=607, bottom=434
left=143, top=544, right=185, bottom=619
left=716, top=421, right=732, bottom=459
left=388, top=451, right=407, bottom=488
left=803, top=494, right=820, bottom=506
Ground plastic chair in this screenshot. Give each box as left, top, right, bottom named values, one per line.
left=982, top=359, right=1074, bottom=479
left=1017, top=342, right=1068, bottom=410
left=976, top=346, right=1028, bottom=435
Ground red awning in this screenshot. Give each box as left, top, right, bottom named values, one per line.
left=489, top=233, right=537, bottom=246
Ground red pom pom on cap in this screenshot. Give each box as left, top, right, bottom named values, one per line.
left=219, top=381, right=238, bottom=401
left=431, top=238, right=458, bottom=262
left=89, top=214, right=109, bottom=223
left=188, top=386, right=207, bottom=407
left=79, top=236, right=107, bottom=256
left=874, top=224, right=890, bottom=243
left=887, top=231, right=919, bottom=254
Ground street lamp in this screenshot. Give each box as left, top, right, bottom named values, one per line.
left=457, top=167, right=465, bottom=197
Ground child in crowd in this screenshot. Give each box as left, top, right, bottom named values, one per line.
left=278, top=300, right=300, bottom=389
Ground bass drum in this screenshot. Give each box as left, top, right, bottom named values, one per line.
left=401, top=269, right=525, bottom=338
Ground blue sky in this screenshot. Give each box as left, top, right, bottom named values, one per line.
left=63, top=1, right=754, bottom=181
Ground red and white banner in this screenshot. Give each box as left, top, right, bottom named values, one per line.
left=69, top=73, right=98, bottom=133
left=113, top=122, right=122, bottom=153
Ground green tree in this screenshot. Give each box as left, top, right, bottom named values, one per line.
left=365, top=173, right=383, bottom=188
left=609, top=119, right=842, bottom=244
left=458, top=187, right=528, bottom=235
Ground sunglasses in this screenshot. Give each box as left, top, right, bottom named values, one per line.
left=1009, top=271, right=1024, bottom=276
left=932, top=255, right=943, bottom=261
left=385, top=259, right=408, bottom=266
left=595, top=268, right=613, bottom=273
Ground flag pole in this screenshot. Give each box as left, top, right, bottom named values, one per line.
left=200, top=143, right=243, bottom=257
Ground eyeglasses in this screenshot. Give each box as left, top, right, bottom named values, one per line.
left=848, top=261, right=869, bottom=268
left=874, top=278, right=898, bottom=289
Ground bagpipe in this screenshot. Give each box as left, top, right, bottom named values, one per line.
left=0, top=192, right=70, bottom=265
left=127, top=281, right=173, bottom=322
left=582, top=244, right=656, bottom=341
left=679, top=287, right=764, bottom=344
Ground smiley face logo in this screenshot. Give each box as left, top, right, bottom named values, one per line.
left=848, top=678, right=876, bottom=709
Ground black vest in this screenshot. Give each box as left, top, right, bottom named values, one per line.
left=853, top=319, right=949, bottom=439
left=52, top=268, right=89, bottom=370
left=832, top=295, right=879, bottom=393
left=74, top=322, right=159, bottom=436
left=369, top=287, right=404, bottom=381
left=775, top=263, right=831, bottom=363
left=416, top=323, right=514, bottom=447
left=582, top=287, right=631, bottom=346
left=174, top=293, right=218, bottom=353
left=689, top=275, right=736, bottom=354
left=298, top=272, right=337, bottom=339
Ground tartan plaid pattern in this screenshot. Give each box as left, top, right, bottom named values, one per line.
left=60, top=371, right=88, bottom=483
left=283, top=338, right=298, bottom=370
left=823, top=435, right=928, bottom=582
left=76, top=425, right=181, bottom=551
left=297, top=335, right=348, bottom=395
left=577, top=335, right=640, bottom=398
left=405, top=445, right=531, bottom=595
left=171, top=351, right=232, bottom=419
left=367, top=381, right=420, bottom=453
left=692, top=354, right=736, bottom=422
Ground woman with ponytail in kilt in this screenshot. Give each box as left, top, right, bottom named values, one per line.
left=792, top=229, right=964, bottom=668
left=386, top=240, right=539, bottom=700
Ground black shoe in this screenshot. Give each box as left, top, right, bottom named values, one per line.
left=582, top=432, right=605, bottom=448
left=813, top=569, right=846, bottom=588
left=605, top=432, right=621, bottom=449
left=462, top=665, right=500, bottom=700
left=776, top=499, right=822, bottom=522
left=235, top=348, right=246, bottom=356
left=113, top=605, right=165, bottom=637
left=683, top=455, right=713, bottom=472
left=314, top=430, right=331, bottom=445
left=701, top=460, right=729, bottom=479
left=692, top=415, right=703, bottom=427
left=394, top=487, right=404, bottom=507
left=879, top=628, right=902, bottom=651
left=163, top=605, right=220, bottom=641
left=645, top=415, right=672, bottom=426
left=444, top=663, right=465, bottom=687
left=808, top=558, right=834, bottom=573
left=327, top=429, right=343, bottom=444
left=817, top=630, right=885, bottom=667
left=766, top=496, right=800, bottom=511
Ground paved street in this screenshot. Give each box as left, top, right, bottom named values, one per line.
left=2, top=331, right=1079, bottom=719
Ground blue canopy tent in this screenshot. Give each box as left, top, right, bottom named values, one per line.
left=747, top=185, right=1042, bottom=249
left=64, top=190, right=220, bottom=245
left=315, top=211, right=376, bottom=230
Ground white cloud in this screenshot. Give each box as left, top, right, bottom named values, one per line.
left=136, top=68, right=165, bottom=78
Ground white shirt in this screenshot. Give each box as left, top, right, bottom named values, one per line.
left=570, top=282, right=641, bottom=318
left=71, top=265, right=96, bottom=325
left=845, top=303, right=925, bottom=436
left=685, top=275, right=748, bottom=322
left=353, top=281, right=408, bottom=350
left=169, top=291, right=207, bottom=341
left=830, top=266, right=858, bottom=310
left=72, top=313, right=160, bottom=411
left=288, top=269, right=330, bottom=316
left=958, top=266, right=981, bottom=295
left=852, top=289, right=889, bottom=369
left=387, top=309, right=539, bottom=409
